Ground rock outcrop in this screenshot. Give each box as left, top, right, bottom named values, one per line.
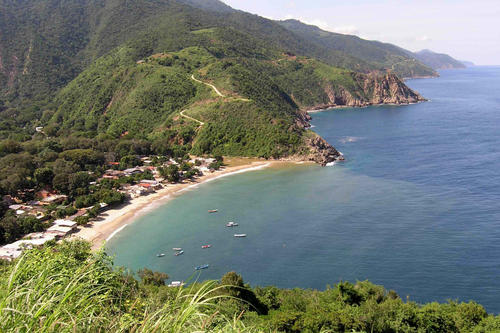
left=295, top=72, right=427, bottom=165
left=303, top=134, right=344, bottom=166
left=305, top=72, right=426, bottom=112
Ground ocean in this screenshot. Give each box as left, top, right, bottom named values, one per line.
left=107, top=66, right=500, bottom=313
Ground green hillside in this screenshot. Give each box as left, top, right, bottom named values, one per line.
left=414, top=49, right=467, bottom=70
left=48, top=27, right=423, bottom=160
left=278, top=19, right=437, bottom=79
left=0, top=0, right=430, bottom=111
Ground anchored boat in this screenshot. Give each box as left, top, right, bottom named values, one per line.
left=172, top=248, right=182, bottom=251
left=226, top=222, right=239, bottom=227
left=201, top=245, right=212, bottom=249
left=234, top=234, right=247, bottom=238
left=195, top=264, right=209, bottom=270
left=174, top=250, right=184, bottom=256
left=156, top=253, right=165, bottom=257
left=208, top=209, right=218, bottom=213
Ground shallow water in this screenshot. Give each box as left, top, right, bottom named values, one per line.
left=107, top=67, right=500, bottom=312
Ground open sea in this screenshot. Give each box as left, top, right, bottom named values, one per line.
left=107, top=66, right=500, bottom=313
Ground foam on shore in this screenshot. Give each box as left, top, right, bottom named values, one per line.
left=106, top=224, right=128, bottom=241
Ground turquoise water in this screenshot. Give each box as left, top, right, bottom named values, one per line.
left=107, top=67, right=500, bottom=312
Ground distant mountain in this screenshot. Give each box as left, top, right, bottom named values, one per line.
left=413, top=49, right=466, bottom=70
left=275, top=19, right=437, bottom=79
left=177, top=0, right=234, bottom=13
left=175, top=2, right=437, bottom=79
left=461, top=60, right=475, bottom=67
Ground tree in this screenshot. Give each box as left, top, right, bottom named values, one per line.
left=120, top=155, right=142, bottom=168
left=68, top=172, right=94, bottom=197
left=160, top=165, right=180, bottom=183
left=138, top=268, right=169, bottom=286
left=53, top=173, right=71, bottom=194
left=0, top=140, right=22, bottom=157
left=34, top=167, right=54, bottom=186
left=221, top=272, right=268, bottom=315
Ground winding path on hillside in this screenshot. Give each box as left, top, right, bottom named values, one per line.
left=191, top=74, right=225, bottom=97
left=179, top=74, right=251, bottom=125
left=180, top=109, right=204, bottom=126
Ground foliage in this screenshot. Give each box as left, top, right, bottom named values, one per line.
left=0, top=240, right=498, bottom=332
left=138, top=268, right=169, bottom=286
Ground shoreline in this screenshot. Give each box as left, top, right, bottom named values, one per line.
left=304, top=100, right=427, bottom=114
left=71, top=160, right=284, bottom=249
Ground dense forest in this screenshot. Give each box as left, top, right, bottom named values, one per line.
left=1, top=240, right=499, bottom=332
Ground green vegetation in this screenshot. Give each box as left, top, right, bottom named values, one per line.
left=277, top=19, right=437, bottom=79
left=1, top=240, right=500, bottom=332
left=414, top=49, right=467, bottom=70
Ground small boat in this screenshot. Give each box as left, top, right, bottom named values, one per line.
left=168, top=281, right=185, bottom=287
left=201, top=245, right=211, bottom=249
left=195, top=264, right=209, bottom=270
left=156, top=253, right=165, bottom=257
left=208, top=209, right=218, bottom=213
left=226, top=221, right=239, bottom=227
left=172, top=248, right=182, bottom=251
left=234, top=234, right=247, bottom=238
left=174, top=250, right=184, bottom=256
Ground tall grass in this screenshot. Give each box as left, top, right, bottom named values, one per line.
left=0, top=241, right=261, bottom=332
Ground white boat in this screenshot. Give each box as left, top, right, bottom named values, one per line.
left=156, top=253, right=165, bottom=257
left=168, top=281, right=185, bottom=287
left=226, top=222, right=239, bottom=227
left=174, top=250, right=184, bottom=256
left=172, top=248, right=182, bottom=251
left=234, top=234, right=247, bottom=238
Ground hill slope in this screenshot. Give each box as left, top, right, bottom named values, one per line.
left=414, top=49, right=467, bottom=70
left=49, top=27, right=423, bottom=163
left=1, top=0, right=424, bottom=166
left=0, top=0, right=430, bottom=108
left=277, top=19, right=437, bottom=79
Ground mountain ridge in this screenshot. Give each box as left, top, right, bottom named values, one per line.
left=413, top=49, right=467, bottom=70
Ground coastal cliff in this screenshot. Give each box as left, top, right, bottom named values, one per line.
left=288, top=72, right=424, bottom=165
left=305, top=72, right=425, bottom=111
left=304, top=133, right=344, bottom=165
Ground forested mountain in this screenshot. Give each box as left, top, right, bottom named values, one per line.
left=0, top=0, right=424, bottom=159
left=414, top=49, right=467, bottom=70
left=277, top=19, right=437, bottom=79
left=0, top=0, right=431, bottom=108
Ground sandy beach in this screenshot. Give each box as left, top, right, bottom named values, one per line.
left=71, top=159, right=280, bottom=249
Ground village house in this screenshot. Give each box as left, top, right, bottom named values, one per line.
left=123, top=167, right=143, bottom=176
left=45, top=225, right=75, bottom=238
left=53, top=219, right=78, bottom=229
left=0, top=233, right=57, bottom=261
left=138, top=179, right=162, bottom=190
left=103, top=169, right=124, bottom=179
left=122, top=184, right=152, bottom=198
left=41, top=194, right=68, bottom=205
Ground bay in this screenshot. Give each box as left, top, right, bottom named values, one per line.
left=107, top=66, right=500, bottom=312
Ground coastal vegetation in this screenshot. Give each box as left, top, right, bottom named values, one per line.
left=1, top=240, right=500, bottom=332
left=0, top=1, right=484, bottom=331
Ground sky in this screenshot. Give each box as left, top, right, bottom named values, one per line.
left=221, top=0, right=500, bottom=65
